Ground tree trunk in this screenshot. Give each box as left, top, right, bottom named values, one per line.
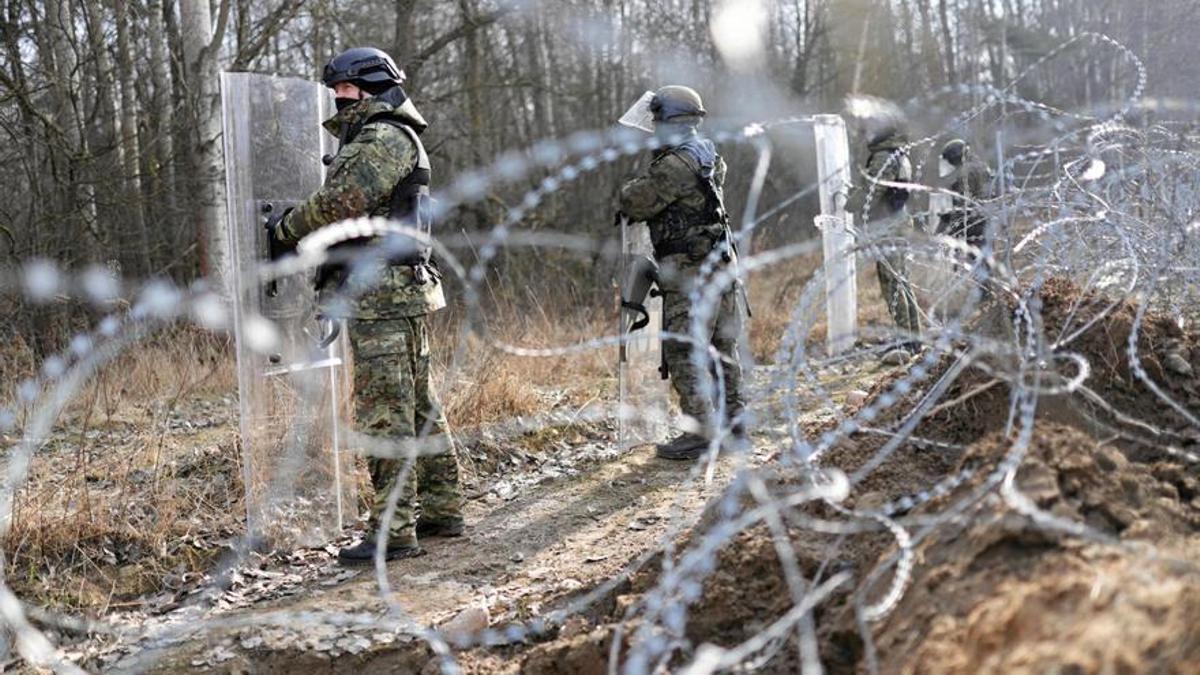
left=42, top=0, right=104, bottom=257
left=146, top=0, right=179, bottom=265
left=392, top=0, right=418, bottom=72
left=460, top=0, right=485, bottom=165
left=938, top=0, right=957, bottom=86
left=179, top=0, right=228, bottom=289
left=112, top=0, right=152, bottom=276
left=80, top=0, right=122, bottom=265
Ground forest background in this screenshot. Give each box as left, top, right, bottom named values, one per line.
left=1, top=0, right=1195, bottom=355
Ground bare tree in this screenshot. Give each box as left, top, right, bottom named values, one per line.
left=3, top=0, right=1198, bottom=347
left=179, top=0, right=229, bottom=293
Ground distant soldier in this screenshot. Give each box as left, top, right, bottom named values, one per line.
left=854, top=124, right=922, bottom=357
left=267, top=47, right=464, bottom=565
left=936, top=138, right=993, bottom=250
left=618, top=85, right=746, bottom=461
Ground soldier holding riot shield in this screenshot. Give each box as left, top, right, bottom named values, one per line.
left=617, top=86, right=747, bottom=461
left=266, top=47, right=464, bottom=565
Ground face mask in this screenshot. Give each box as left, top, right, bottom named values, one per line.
left=654, top=121, right=694, bottom=144
left=335, top=97, right=360, bottom=112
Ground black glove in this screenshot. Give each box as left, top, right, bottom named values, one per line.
left=263, top=207, right=296, bottom=260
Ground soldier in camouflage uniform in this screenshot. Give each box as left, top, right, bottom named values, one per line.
left=268, top=47, right=464, bottom=565
left=935, top=138, right=994, bottom=302
left=936, top=138, right=992, bottom=249
left=853, top=126, right=922, bottom=357
left=619, top=85, right=746, bottom=461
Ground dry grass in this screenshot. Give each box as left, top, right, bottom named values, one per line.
left=2, top=326, right=240, bottom=611
left=2, top=326, right=236, bottom=424
left=6, top=429, right=240, bottom=610
left=746, top=251, right=822, bottom=362
left=746, top=249, right=891, bottom=363
left=1, top=295, right=614, bottom=610
left=434, top=299, right=614, bottom=430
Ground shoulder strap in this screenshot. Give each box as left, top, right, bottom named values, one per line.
left=364, top=115, right=431, bottom=178
left=366, top=117, right=436, bottom=270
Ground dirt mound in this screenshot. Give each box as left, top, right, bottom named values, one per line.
left=854, top=277, right=1200, bottom=452
left=1034, top=277, right=1199, bottom=440
left=673, top=279, right=1200, bottom=671
left=607, top=423, right=1200, bottom=674
left=865, top=423, right=1200, bottom=674
left=520, top=625, right=619, bottom=675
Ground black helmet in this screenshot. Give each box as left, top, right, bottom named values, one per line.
left=941, top=139, right=968, bottom=167
left=868, top=125, right=908, bottom=148
left=322, top=47, right=405, bottom=94
left=650, top=85, right=706, bottom=123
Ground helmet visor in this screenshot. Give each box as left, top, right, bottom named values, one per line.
left=618, top=91, right=657, bottom=133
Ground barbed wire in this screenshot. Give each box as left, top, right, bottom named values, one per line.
left=0, top=29, right=1197, bottom=675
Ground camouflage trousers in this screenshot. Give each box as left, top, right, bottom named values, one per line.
left=877, top=256, right=921, bottom=335
left=349, top=314, right=463, bottom=547
left=661, top=286, right=745, bottom=429
left=872, top=215, right=921, bottom=336
left=937, top=211, right=993, bottom=301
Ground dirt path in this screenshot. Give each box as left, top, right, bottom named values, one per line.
left=97, top=443, right=738, bottom=673
left=50, top=357, right=881, bottom=673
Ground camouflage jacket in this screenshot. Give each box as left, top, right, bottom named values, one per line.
left=851, top=133, right=913, bottom=224
left=280, top=92, right=444, bottom=318
left=620, top=135, right=727, bottom=262
left=948, top=155, right=992, bottom=209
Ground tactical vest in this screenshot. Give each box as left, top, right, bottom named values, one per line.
left=646, top=139, right=728, bottom=260
left=316, top=115, right=433, bottom=289
left=871, top=146, right=913, bottom=214
left=371, top=116, right=433, bottom=244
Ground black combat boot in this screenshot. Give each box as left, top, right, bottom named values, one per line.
left=337, top=535, right=424, bottom=566
left=655, top=433, right=708, bottom=460
left=416, top=516, right=465, bottom=538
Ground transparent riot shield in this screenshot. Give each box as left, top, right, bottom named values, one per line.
left=916, top=188, right=975, bottom=322
left=618, top=219, right=671, bottom=449
left=220, top=72, right=356, bottom=549
left=812, top=115, right=857, bottom=355
left=928, top=191, right=954, bottom=231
